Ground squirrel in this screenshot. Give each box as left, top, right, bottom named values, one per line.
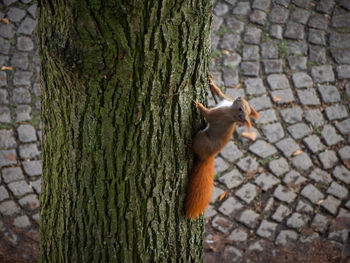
left=185, top=76, right=259, bottom=219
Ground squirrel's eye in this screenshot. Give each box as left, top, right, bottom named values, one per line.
left=238, top=107, right=243, bottom=112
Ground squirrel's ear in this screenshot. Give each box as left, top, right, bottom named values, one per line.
left=249, top=107, right=259, bottom=120
left=244, top=118, right=252, bottom=130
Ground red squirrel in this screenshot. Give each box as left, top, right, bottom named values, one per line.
left=185, top=76, right=259, bottom=219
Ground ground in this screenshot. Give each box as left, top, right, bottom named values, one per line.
left=0, top=0, right=349, bottom=262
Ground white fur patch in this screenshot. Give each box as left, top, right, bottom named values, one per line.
left=215, top=99, right=233, bottom=109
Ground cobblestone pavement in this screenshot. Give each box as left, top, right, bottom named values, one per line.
left=0, top=0, right=350, bottom=262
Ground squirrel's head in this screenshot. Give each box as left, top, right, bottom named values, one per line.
left=232, top=97, right=259, bottom=130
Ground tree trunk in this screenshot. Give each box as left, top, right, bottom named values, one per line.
left=37, top=0, right=211, bottom=262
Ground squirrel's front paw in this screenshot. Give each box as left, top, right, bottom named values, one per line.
left=192, top=100, right=202, bottom=109
left=208, top=74, right=214, bottom=85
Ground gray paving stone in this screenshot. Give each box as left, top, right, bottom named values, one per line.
left=262, top=123, right=284, bottom=143
left=7, top=7, right=26, bottom=22
left=272, top=204, right=292, bottom=222
left=280, top=107, right=303, bottom=124
left=338, top=208, right=350, bottom=219
left=296, top=200, right=313, bottom=215
left=233, top=1, right=251, bottom=15
left=19, top=143, right=40, bottom=159
left=220, top=141, right=243, bottom=162
left=28, top=5, right=37, bottom=18
left=273, top=185, right=297, bottom=203
left=270, top=24, right=283, bottom=39
left=241, top=61, right=260, bottom=76
left=292, top=72, right=313, bottom=88
left=328, top=229, right=348, bottom=243
left=288, top=56, right=307, bottom=71
left=257, top=109, right=277, bottom=124
left=214, top=157, right=230, bottom=175
left=337, top=65, right=350, bottom=79
left=250, top=10, right=267, bottom=26
left=2, top=167, right=24, bottom=183
left=286, top=41, right=308, bottom=56
left=13, top=71, right=33, bottom=86
left=22, top=160, right=42, bottom=177
left=245, top=78, right=266, bottom=95
left=261, top=41, right=278, bottom=59
left=297, top=89, right=320, bottom=106
left=15, top=105, right=31, bottom=122
left=0, top=89, right=9, bottom=104
left=252, top=0, right=271, bottom=10
left=250, top=140, right=277, bottom=158
left=218, top=169, right=243, bottom=189
left=0, top=200, right=20, bottom=216
left=275, top=0, right=291, bottom=7
left=308, top=14, right=328, bottom=30
left=267, top=74, right=290, bottom=90
left=211, top=215, right=232, bottom=233
left=269, top=5, right=289, bottom=24
left=17, top=36, right=34, bottom=51
left=316, top=0, right=334, bottom=13
left=13, top=88, right=31, bottom=104
left=213, top=2, right=229, bottom=16
left=284, top=21, right=304, bottom=40
left=300, top=232, right=320, bottom=243
left=329, top=32, right=350, bottom=49
left=275, top=230, right=298, bottom=246
left=309, top=45, right=327, bottom=64
left=243, top=45, right=260, bottom=61
left=244, top=26, right=261, bottom=45
left=304, top=109, right=324, bottom=127
left=303, top=135, right=325, bottom=153
left=228, top=228, right=248, bottom=242
left=0, top=106, right=11, bottom=123
left=248, top=96, right=272, bottom=111
left=308, top=29, right=326, bottom=45
left=0, top=149, right=17, bottom=166
left=0, top=37, right=10, bottom=55
left=8, top=180, right=33, bottom=197
left=220, top=34, right=241, bottom=51
left=263, top=197, right=274, bottom=213
left=321, top=195, right=341, bottom=215
left=211, top=185, right=224, bottom=203
left=287, top=212, right=309, bottom=229
left=319, top=150, right=339, bottom=169
left=333, top=165, right=350, bottom=184
left=311, top=214, right=329, bottom=233
left=326, top=105, right=348, bottom=121
left=0, top=129, right=16, bottom=148
left=257, top=220, right=277, bottom=238
left=309, top=168, right=332, bottom=184
left=0, top=186, right=9, bottom=202
left=331, top=48, right=350, bottom=64
left=31, top=178, right=41, bottom=194
left=11, top=52, right=29, bottom=70
left=0, top=72, right=7, bottom=87
left=218, top=197, right=243, bottom=216
left=225, top=87, right=244, bottom=99
left=237, top=209, right=259, bottom=228
left=301, top=184, right=325, bottom=204
left=0, top=24, right=15, bottom=39
left=311, top=65, right=335, bottom=83
left=317, top=85, right=340, bottom=103
left=19, top=194, right=39, bottom=210
left=223, top=68, right=239, bottom=87
left=283, top=169, right=307, bottom=185
left=322, top=125, right=343, bottom=146
left=17, top=124, right=36, bottom=142
left=226, top=17, right=245, bottom=33
left=263, top=59, right=283, bottom=74
left=287, top=123, right=312, bottom=139
left=255, top=172, right=280, bottom=191
left=327, top=181, right=348, bottom=200
left=332, top=13, right=350, bottom=28
left=235, top=183, right=258, bottom=204
left=269, top=157, right=289, bottom=177
left=339, top=146, right=350, bottom=161
left=276, top=137, right=300, bottom=157
left=290, top=7, right=310, bottom=25
left=0, top=55, right=9, bottom=67
left=18, top=17, right=36, bottom=35
left=13, top=215, right=30, bottom=228
left=224, top=246, right=243, bottom=261
left=340, top=0, right=350, bottom=10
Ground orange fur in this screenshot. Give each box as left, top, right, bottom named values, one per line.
left=185, top=155, right=215, bottom=219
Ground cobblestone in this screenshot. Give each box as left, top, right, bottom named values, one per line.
left=218, top=169, right=243, bottom=189
left=273, top=185, right=297, bottom=203
left=283, top=170, right=307, bottom=186
left=235, top=183, right=258, bottom=204
left=311, top=214, right=329, bottom=233
left=297, top=89, right=320, bottom=106
left=275, top=230, right=298, bottom=246
left=321, top=125, right=343, bottom=146
left=325, top=105, right=348, bottom=121
left=262, top=123, right=284, bottom=143
left=228, top=228, right=248, bottom=242
left=269, top=157, right=289, bottom=177
left=286, top=212, right=309, bottom=229
left=244, top=78, right=266, bottom=95
left=292, top=72, right=313, bottom=88
left=301, top=184, right=325, bottom=204
left=327, top=181, right=348, bottom=200
left=311, top=65, right=335, bottom=83
left=218, top=197, right=243, bottom=216
left=257, top=220, right=277, bottom=238
left=237, top=209, right=259, bottom=228
left=287, top=123, right=312, bottom=139
left=267, top=74, right=290, bottom=90
left=220, top=142, right=243, bottom=162
left=276, top=137, right=300, bottom=158
left=249, top=139, right=277, bottom=158
left=288, top=56, right=307, bottom=71
left=321, top=195, right=341, bottom=215
left=304, top=109, right=324, bottom=127
left=257, top=109, right=277, bottom=124
left=318, top=150, right=338, bottom=169
left=333, top=165, right=350, bottom=184
left=255, top=173, right=280, bottom=191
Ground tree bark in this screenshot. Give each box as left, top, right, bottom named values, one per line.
left=37, top=0, right=211, bottom=262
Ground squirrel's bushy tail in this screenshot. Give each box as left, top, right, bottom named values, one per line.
left=185, top=155, right=215, bottom=219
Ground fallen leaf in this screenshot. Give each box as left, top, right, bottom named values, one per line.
left=29, top=202, right=37, bottom=209
left=0, top=18, right=10, bottom=24
left=317, top=199, right=324, bottom=205
left=343, top=159, right=350, bottom=170
left=292, top=149, right=303, bottom=156
left=272, top=95, right=280, bottom=102
left=218, top=192, right=226, bottom=201
left=246, top=170, right=254, bottom=180
left=222, top=50, right=230, bottom=55
left=310, top=2, right=316, bottom=7
left=1, top=66, right=13, bottom=71
left=258, top=168, right=264, bottom=173
left=241, top=131, right=257, bottom=141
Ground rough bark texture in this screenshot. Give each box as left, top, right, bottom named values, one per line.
left=37, top=0, right=211, bottom=262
